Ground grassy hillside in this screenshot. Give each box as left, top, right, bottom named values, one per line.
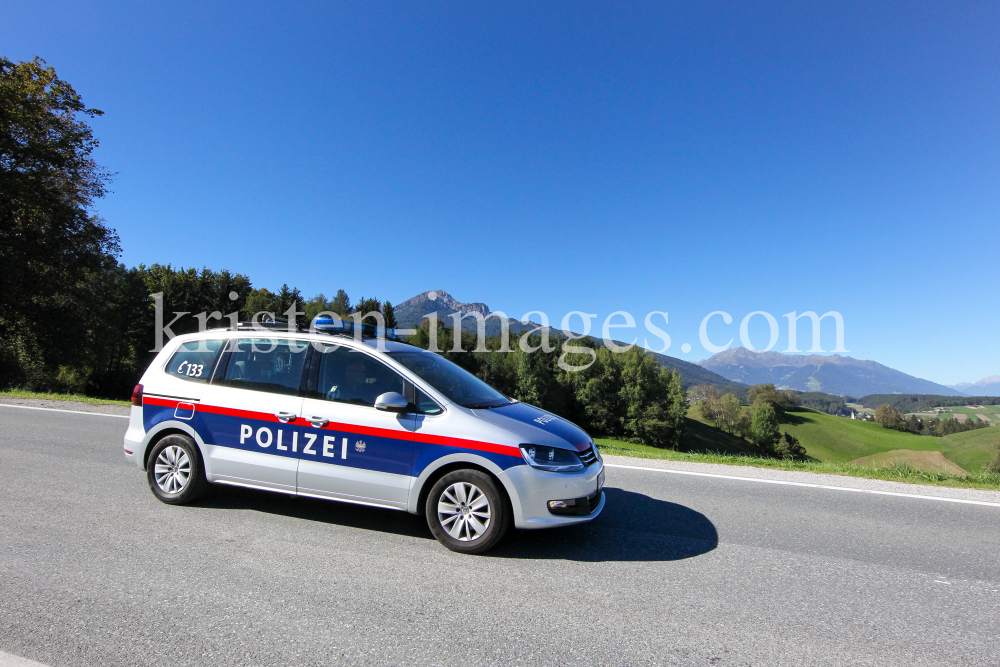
left=777, top=408, right=941, bottom=462
left=686, top=406, right=1000, bottom=474
left=938, top=427, right=1000, bottom=472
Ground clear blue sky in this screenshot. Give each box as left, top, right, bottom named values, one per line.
left=5, top=1, right=998, bottom=385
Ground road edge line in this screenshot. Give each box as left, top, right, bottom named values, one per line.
left=0, top=403, right=130, bottom=420
left=0, top=649, right=52, bottom=667
left=604, top=462, right=1000, bottom=508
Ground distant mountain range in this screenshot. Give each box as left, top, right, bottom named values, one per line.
left=394, top=291, right=974, bottom=398
left=948, top=375, right=1000, bottom=397
left=393, top=290, right=739, bottom=389
left=699, top=347, right=964, bottom=397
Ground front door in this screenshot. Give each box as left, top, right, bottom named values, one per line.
left=199, top=337, right=308, bottom=493
left=297, top=343, right=415, bottom=509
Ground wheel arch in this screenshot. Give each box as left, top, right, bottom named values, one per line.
left=409, top=454, right=523, bottom=526
left=140, top=421, right=206, bottom=471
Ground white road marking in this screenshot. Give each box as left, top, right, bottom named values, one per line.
left=0, top=650, right=51, bottom=667
left=0, top=403, right=129, bottom=419
left=605, top=463, right=1000, bottom=508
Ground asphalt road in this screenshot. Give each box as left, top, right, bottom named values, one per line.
left=1, top=406, right=999, bottom=667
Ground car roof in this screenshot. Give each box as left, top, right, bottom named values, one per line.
left=167, top=329, right=417, bottom=354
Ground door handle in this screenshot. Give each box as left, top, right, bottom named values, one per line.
left=308, top=416, right=329, bottom=428
left=275, top=411, right=296, bottom=423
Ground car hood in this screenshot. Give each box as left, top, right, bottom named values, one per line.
left=470, top=402, right=592, bottom=452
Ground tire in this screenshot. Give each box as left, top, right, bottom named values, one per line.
left=425, top=469, right=510, bottom=554
left=146, top=434, right=209, bottom=505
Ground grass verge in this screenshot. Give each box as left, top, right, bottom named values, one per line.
left=596, top=438, right=1000, bottom=492
left=0, top=389, right=131, bottom=407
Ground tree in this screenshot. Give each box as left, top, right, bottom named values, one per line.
left=719, top=393, right=742, bottom=434
left=273, top=284, right=304, bottom=325
left=689, top=383, right=723, bottom=401
left=330, top=290, right=351, bottom=317
left=1, top=57, right=119, bottom=387
left=353, top=296, right=383, bottom=328
left=874, top=403, right=904, bottom=430
left=382, top=301, right=397, bottom=329
left=243, top=288, right=277, bottom=320
left=747, top=383, right=797, bottom=416
left=749, top=401, right=780, bottom=452
left=734, top=406, right=753, bottom=440
left=773, top=432, right=807, bottom=460
left=700, top=396, right=723, bottom=429
left=661, top=368, right=689, bottom=449
left=303, top=293, right=331, bottom=324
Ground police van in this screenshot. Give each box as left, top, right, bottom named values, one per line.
left=123, top=320, right=605, bottom=553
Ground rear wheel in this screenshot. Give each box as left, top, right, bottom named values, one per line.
left=146, top=434, right=208, bottom=504
left=425, top=469, right=509, bottom=554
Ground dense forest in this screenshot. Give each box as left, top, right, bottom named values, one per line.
left=797, top=392, right=852, bottom=416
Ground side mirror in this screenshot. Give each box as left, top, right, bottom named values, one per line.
left=375, top=392, right=409, bottom=413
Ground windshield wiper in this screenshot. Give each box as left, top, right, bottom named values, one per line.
left=462, top=400, right=511, bottom=409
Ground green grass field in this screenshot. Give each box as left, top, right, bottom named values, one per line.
left=777, top=408, right=945, bottom=462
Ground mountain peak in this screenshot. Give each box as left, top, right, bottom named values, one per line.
left=395, top=290, right=490, bottom=317
left=947, top=375, right=1000, bottom=397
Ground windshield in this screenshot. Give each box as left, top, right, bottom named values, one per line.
left=388, top=350, right=513, bottom=409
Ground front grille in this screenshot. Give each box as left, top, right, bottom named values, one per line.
left=578, top=445, right=599, bottom=466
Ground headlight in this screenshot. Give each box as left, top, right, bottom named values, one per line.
left=520, top=445, right=584, bottom=472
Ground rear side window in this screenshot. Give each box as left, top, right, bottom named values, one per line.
left=166, top=340, right=224, bottom=383
left=219, top=338, right=309, bottom=396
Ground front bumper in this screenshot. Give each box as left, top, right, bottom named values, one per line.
left=504, top=460, right=606, bottom=529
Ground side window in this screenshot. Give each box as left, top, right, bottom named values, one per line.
left=220, top=339, right=308, bottom=396
left=166, top=340, right=223, bottom=383
left=315, top=345, right=406, bottom=407
left=415, top=388, right=443, bottom=415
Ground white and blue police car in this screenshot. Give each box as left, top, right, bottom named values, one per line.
left=123, top=320, right=605, bottom=553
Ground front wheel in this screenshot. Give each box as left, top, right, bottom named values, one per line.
left=146, top=434, right=209, bottom=505
left=426, top=470, right=510, bottom=554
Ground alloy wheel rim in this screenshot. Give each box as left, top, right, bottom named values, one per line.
left=437, top=482, right=491, bottom=542
left=154, top=445, right=191, bottom=494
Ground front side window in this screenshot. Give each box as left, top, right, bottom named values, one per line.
left=219, top=339, right=308, bottom=396
left=166, top=340, right=223, bottom=383
left=387, top=350, right=511, bottom=409
left=414, top=388, right=444, bottom=416
left=315, top=345, right=406, bottom=407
